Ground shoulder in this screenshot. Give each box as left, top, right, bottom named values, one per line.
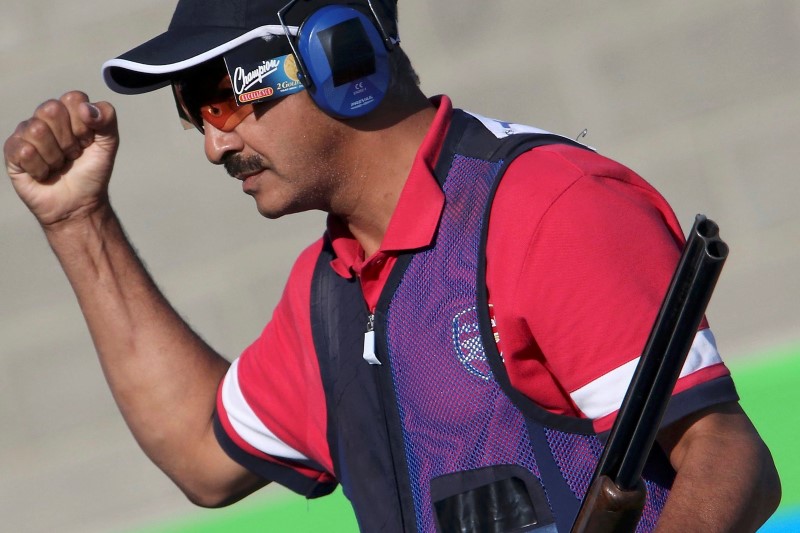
left=501, top=143, right=666, bottom=207
left=489, top=143, right=683, bottom=260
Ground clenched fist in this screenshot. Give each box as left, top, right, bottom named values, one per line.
left=4, top=91, right=119, bottom=228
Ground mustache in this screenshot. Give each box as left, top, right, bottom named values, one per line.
left=223, top=154, right=267, bottom=178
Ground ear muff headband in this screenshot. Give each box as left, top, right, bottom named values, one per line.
left=278, top=2, right=392, bottom=118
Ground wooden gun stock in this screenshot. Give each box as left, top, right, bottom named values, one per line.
left=570, top=215, right=729, bottom=533
left=571, top=476, right=646, bottom=533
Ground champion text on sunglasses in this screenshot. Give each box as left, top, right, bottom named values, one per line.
left=172, top=47, right=305, bottom=134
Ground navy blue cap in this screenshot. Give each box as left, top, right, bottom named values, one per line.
left=102, top=0, right=398, bottom=94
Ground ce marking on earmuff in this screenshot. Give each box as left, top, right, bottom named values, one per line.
left=355, top=82, right=365, bottom=90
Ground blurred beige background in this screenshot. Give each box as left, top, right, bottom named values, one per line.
left=1, top=1, right=798, bottom=532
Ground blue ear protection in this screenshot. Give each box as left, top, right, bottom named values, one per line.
left=281, top=3, right=392, bottom=118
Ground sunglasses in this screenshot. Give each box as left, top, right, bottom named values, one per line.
left=171, top=64, right=255, bottom=134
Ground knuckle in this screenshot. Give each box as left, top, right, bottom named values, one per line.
left=14, top=119, right=31, bottom=136
left=16, top=142, right=39, bottom=163
left=61, top=90, right=89, bottom=106
left=25, top=118, right=51, bottom=141
left=10, top=143, right=46, bottom=178
left=3, top=133, right=19, bottom=155
left=35, top=99, right=65, bottom=120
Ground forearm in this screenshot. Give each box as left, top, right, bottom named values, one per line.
left=655, top=404, right=781, bottom=532
left=44, top=202, right=233, bottom=491
left=6, top=94, right=262, bottom=504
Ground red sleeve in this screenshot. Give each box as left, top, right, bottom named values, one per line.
left=214, top=238, right=337, bottom=495
left=486, top=145, right=735, bottom=433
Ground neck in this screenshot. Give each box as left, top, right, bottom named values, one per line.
left=333, top=93, right=437, bottom=258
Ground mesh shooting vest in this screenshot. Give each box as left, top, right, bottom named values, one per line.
left=310, top=110, right=673, bottom=532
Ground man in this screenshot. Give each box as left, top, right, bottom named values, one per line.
left=3, top=0, right=780, bottom=531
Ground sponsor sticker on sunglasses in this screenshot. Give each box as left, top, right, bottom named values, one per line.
left=224, top=38, right=305, bottom=107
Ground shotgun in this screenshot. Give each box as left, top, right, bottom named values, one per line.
left=570, top=214, right=729, bottom=533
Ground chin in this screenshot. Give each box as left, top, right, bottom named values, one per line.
left=253, top=198, right=304, bottom=220
left=255, top=204, right=287, bottom=220
left=248, top=190, right=284, bottom=219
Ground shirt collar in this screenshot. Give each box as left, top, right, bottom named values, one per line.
left=328, top=96, right=453, bottom=276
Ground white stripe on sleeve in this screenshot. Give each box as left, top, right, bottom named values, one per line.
left=569, top=329, right=723, bottom=420
left=221, top=359, right=310, bottom=462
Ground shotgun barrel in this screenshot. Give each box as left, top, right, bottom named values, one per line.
left=570, top=214, right=729, bottom=533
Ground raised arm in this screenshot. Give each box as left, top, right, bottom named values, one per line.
left=4, top=91, right=265, bottom=507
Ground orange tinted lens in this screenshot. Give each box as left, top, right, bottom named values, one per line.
left=200, top=99, right=255, bottom=132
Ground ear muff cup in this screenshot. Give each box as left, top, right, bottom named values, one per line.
left=295, top=5, right=391, bottom=118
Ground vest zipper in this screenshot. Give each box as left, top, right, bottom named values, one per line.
left=362, top=312, right=381, bottom=365
left=369, top=309, right=414, bottom=531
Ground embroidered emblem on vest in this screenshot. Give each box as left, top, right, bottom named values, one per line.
left=452, top=306, right=492, bottom=380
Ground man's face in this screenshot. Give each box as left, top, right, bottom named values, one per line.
left=175, top=60, right=352, bottom=219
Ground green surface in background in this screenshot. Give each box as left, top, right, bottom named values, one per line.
left=729, top=345, right=800, bottom=507
left=137, top=489, right=357, bottom=533
left=134, top=345, right=800, bottom=532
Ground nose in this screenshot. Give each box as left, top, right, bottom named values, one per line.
left=204, top=122, right=244, bottom=164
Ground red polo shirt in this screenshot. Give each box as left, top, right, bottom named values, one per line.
left=216, top=96, right=734, bottom=487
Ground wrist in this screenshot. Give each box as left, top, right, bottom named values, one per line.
left=41, top=198, right=121, bottom=259
left=40, top=195, right=114, bottom=238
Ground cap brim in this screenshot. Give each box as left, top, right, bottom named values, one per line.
left=102, top=24, right=297, bottom=94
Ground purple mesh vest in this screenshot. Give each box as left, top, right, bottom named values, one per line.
left=310, top=110, right=672, bottom=532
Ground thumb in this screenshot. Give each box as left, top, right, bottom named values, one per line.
left=80, top=101, right=119, bottom=151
